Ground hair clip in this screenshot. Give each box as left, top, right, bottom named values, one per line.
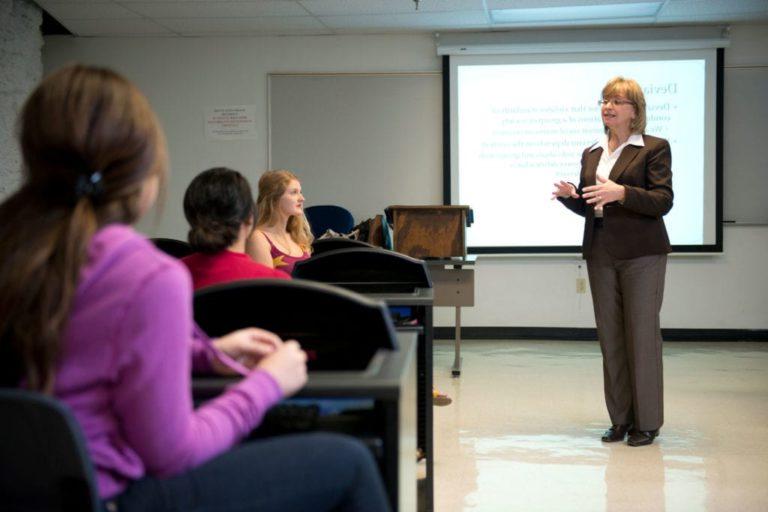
left=75, top=171, right=104, bottom=198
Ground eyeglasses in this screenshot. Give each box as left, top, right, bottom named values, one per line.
left=598, top=98, right=635, bottom=107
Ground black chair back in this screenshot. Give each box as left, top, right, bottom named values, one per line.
left=0, top=389, right=101, bottom=512
left=151, top=238, right=194, bottom=259
left=293, top=248, right=432, bottom=293
left=311, top=237, right=374, bottom=256
left=194, top=279, right=398, bottom=371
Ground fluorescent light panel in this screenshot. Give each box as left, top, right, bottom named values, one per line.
left=491, top=2, right=662, bottom=24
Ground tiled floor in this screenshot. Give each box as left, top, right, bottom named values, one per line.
left=432, top=340, right=768, bottom=512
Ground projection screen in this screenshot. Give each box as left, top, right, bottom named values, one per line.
left=447, top=49, right=723, bottom=253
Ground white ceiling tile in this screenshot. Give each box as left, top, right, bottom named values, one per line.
left=413, top=0, right=487, bottom=10
left=320, top=11, right=489, bottom=30
left=124, top=1, right=308, bottom=18
left=61, top=17, right=175, bottom=35
left=160, top=16, right=331, bottom=35
left=115, top=0, right=297, bottom=2
left=37, top=2, right=141, bottom=20
left=35, top=0, right=115, bottom=5
left=299, top=0, right=485, bottom=16
left=34, top=0, right=768, bottom=36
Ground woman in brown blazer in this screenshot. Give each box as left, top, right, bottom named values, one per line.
left=553, top=77, right=673, bottom=447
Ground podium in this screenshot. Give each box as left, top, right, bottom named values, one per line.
left=385, top=205, right=472, bottom=259
left=386, top=205, right=476, bottom=377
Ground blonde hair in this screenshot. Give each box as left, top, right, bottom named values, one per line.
left=601, top=76, right=646, bottom=135
left=255, top=169, right=313, bottom=252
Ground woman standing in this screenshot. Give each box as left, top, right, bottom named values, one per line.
left=553, top=76, right=673, bottom=447
left=248, top=170, right=312, bottom=275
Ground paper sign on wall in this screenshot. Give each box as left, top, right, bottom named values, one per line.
left=204, top=105, right=258, bottom=140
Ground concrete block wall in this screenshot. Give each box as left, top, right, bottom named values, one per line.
left=0, top=0, right=42, bottom=199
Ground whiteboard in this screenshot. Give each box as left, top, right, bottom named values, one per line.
left=268, top=73, right=443, bottom=224
left=723, top=66, right=768, bottom=224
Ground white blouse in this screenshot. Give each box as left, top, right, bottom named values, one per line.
left=589, top=133, right=645, bottom=217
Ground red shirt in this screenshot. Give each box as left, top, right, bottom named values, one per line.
left=182, top=250, right=290, bottom=290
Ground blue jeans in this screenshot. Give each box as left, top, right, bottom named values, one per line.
left=105, top=433, right=390, bottom=512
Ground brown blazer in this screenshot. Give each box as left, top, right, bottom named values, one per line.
left=560, top=134, right=673, bottom=259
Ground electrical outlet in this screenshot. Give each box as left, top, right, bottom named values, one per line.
left=576, top=277, right=587, bottom=294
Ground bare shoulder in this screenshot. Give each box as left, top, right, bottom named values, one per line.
left=250, top=228, right=269, bottom=242
left=253, top=228, right=281, bottom=247
left=246, top=228, right=272, bottom=260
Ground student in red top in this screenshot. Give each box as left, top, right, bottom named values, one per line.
left=182, top=167, right=290, bottom=289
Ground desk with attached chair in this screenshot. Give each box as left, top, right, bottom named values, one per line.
left=191, top=278, right=416, bottom=511
left=293, top=249, right=435, bottom=512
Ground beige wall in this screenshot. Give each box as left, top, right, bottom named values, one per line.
left=40, top=24, right=768, bottom=330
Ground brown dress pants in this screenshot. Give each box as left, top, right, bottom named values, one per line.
left=586, top=226, right=667, bottom=432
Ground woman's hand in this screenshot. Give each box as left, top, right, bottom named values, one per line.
left=256, top=340, right=308, bottom=397
left=582, top=175, right=626, bottom=208
left=552, top=180, right=579, bottom=200
left=211, top=328, right=283, bottom=375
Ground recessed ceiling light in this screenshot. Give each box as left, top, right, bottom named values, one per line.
left=491, top=2, right=661, bottom=24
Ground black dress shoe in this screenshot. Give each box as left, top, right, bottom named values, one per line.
left=627, top=430, right=659, bottom=447
left=601, top=424, right=632, bottom=442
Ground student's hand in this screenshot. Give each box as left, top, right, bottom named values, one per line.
left=582, top=175, right=625, bottom=208
left=212, top=328, right=283, bottom=374
left=552, top=180, right=579, bottom=200
left=256, top=340, right=308, bottom=397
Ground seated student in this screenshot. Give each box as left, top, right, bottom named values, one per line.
left=247, top=170, right=312, bottom=274
left=182, top=167, right=290, bottom=289
left=0, top=64, right=390, bottom=512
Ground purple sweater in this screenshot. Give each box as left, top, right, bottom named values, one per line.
left=54, top=224, right=282, bottom=499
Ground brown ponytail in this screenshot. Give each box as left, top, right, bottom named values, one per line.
left=0, top=65, right=167, bottom=392
left=184, top=167, right=255, bottom=254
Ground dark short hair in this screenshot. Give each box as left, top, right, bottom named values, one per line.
left=183, top=167, right=255, bottom=253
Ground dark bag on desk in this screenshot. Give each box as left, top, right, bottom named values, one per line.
left=353, top=215, right=385, bottom=248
